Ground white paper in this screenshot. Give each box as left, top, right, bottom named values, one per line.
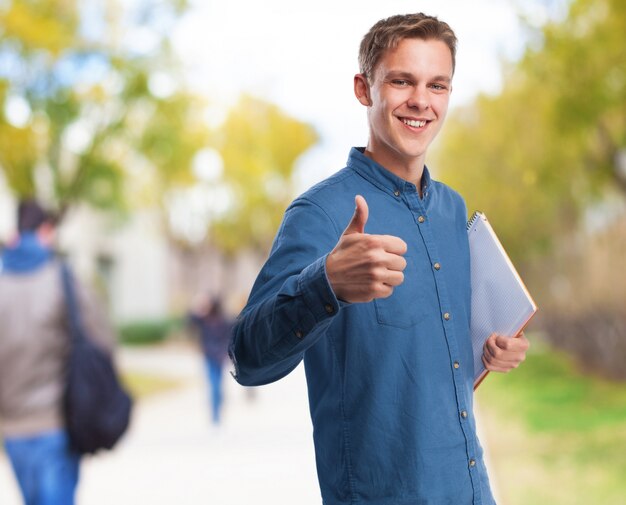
left=467, top=212, right=537, bottom=385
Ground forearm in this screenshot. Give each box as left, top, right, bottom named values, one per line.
left=230, top=255, right=341, bottom=386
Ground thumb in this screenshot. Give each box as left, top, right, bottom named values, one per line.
left=343, top=195, right=369, bottom=235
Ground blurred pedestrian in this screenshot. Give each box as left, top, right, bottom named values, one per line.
left=188, top=295, right=232, bottom=424
left=0, top=199, right=117, bottom=505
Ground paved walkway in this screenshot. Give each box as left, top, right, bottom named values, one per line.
left=0, top=342, right=320, bottom=505
left=0, top=342, right=500, bottom=505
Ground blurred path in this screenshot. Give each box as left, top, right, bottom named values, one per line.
left=0, top=342, right=320, bottom=505
left=0, top=342, right=499, bottom=505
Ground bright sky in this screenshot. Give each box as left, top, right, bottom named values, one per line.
left=171, top=0, right=546, bottom=191
left=0, top=1, right=567, bottom=241
left=150, top=0, right=568, bottom=242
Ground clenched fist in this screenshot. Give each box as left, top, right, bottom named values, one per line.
left=326, top=195, right=407, bottom=303
left=482, top=331, right=530, bottom=373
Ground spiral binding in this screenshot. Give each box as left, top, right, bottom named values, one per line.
left=467, top=211, right=484, bottom=231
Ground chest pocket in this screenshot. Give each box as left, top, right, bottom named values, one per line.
left=373, top=255, right=431, bottom=329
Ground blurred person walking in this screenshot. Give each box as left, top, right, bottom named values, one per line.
left=188, top=295, right=232, bottom=425
left=0, top=200, right=117, bottom=505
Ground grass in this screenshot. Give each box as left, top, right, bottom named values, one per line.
left=476, top=338, right=626, bottom=505
left=121, top=370, right=184, bottom=399
left=117, top=318, right=185, bottom=346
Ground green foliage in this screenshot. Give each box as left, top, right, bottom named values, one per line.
left=435, top=0, right=626, bottom=263
left=0, top=123, right=38, bottom=195
left=0, top=0, right=210, bottom=221
left=138, top=91, right=207, bottom=188
left=0, top=1, right=312, bottom=255
left=117, top=318, right=182, bottom=346
left=121, top=370, right=183, bottom=399
left=477, top=340, right=626, bottom=505
left=0, top=0, right=77, bottom=55
left=210, top=95, right=318, bottom=254
left=479, top=341, right=626, bottom=432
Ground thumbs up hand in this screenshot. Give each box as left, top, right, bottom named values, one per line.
left=326, top=195, right=407, bottom=303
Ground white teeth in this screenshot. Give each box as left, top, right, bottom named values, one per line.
left=403, top=119, right=426, bottom=128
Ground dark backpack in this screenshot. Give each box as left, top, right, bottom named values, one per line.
left=61, top=263, right=133, bottom=454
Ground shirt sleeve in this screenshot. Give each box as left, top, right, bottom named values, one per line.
left=230, top=197, right=345, bottom=386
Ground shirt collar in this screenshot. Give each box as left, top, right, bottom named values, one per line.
left=346, top=147, right=431, bottom=198
left=1, top=232, right=53, bottom=274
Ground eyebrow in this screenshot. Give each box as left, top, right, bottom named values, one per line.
left=384, top=71, right=452, bottom=84
left=430, top=75, right=453, bottom=84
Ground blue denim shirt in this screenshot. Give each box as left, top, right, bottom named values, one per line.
left=231, top=147, right=496, bottom=505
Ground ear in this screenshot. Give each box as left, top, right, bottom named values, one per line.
left=354, top=74, right=372, bottom=106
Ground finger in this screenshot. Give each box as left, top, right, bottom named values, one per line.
left=383, top=269, right=405, bottom=287
left=379, top=235, right=408, bottom=255
left=343, top=195, right=369, bottom=235
left=482, top=355, right=516, bottom=373
left=484, top=351, right=524, bottom=368
left=514, top=331, right=531, bottom=350
left=484, top=335, right=518, bottom=363
left=484, top=338, right=526, bottom=367
left=483, top=333, right=498, bottom=357
left=385, top=253, right=407, bottom=272
left=373, top=284, right=395, bottom=299
left=495, top=334, right=530, bottom=353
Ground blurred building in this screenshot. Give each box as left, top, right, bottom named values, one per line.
left=0, top=188, right=259, bottom=324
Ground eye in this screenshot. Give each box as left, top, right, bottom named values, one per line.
left=430, top=83, right=448, bottom=91
left=391, top=79, right=411, bottom=87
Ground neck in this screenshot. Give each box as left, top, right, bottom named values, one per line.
left=363, top=148, right=425, bottom=195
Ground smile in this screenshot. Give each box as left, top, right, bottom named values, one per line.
left=401, top=118, right=427, bottom=128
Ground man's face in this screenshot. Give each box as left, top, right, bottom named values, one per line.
left=356, top=37, right=453, bottom=172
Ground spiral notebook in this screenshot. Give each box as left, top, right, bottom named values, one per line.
left=467, top=212, right=538, bottom=389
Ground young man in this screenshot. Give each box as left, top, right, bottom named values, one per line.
left=0, top=200, right=116, bottom=505
left=230, top=13, right=529, bottom=504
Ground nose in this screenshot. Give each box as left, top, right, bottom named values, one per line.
left=407, top=85, right=430, bottom=110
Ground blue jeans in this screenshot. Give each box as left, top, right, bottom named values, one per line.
left=205, top=358, right=224, bottom=424
left=4, top=430, right=80, bottom=505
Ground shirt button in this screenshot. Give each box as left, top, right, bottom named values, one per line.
left=469, top=459, right=476, bottom=468
left=295, top=330, right=304, bottom=339
left=461, top=410, right=468, bottom=419
left=324, top=303, right=334, bottom=314
left=417, top=215, right=425, bottom=223
left=433, top=262, right=441, bottom=270
left=393, top=189, right=401, bottom=197
left=443, top=312, right=451, bottom=321
left=453, top=361, right=460, bottom=369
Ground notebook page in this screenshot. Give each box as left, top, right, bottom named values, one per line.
left=468, top=213, right=537, bottom=384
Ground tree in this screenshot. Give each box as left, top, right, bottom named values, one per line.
left=435, top=0, right=626, bottom=263
left=209, top=94, right=318, bottom=255
left=0, top=0, right=208, bottom=220
left=434, top=0, right=626, bottom=377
